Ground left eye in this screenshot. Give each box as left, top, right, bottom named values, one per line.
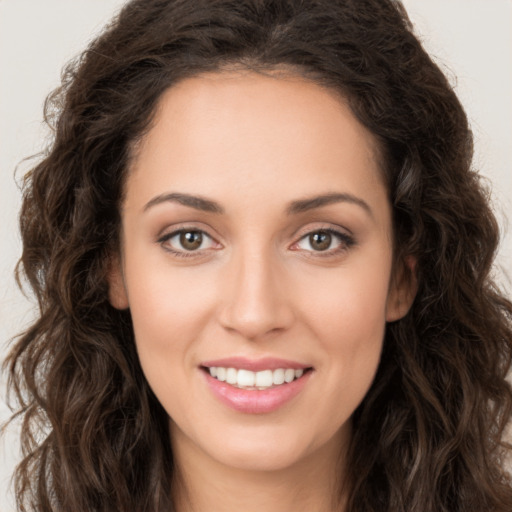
left=160, top=229, right=216, bottom=252
left=294, top=229, right=351, bottom=252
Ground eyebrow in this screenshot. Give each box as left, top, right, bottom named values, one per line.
left=143, top=192, right=224, bottom=213
left=286, top=192, right=373, bottom=218
left=143, top=191, right=373, bottom=218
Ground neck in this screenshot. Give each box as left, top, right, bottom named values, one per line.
left=170, top=424, right=350, bottom=512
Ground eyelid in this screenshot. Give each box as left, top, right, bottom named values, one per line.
left=292, top=221, right=353, bottom=238
left=157, top=224, right=223, bottom=256
left=289, top=225, right=356, bottom=255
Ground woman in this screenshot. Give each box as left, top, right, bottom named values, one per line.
left=4, top=0, right=512, bottom=510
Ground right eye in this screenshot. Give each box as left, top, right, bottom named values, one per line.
left=158, top=229, right=219, bottom=255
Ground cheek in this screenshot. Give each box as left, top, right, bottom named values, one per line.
left=299, top=250, right=392, bottom=390
left=121, top=253, right=218, bottom=389
left=124, top=241, right=217, bottom=334
left=309, top=289, right=387, bottom=387
left=124, top=271, right=214, bottom=422
left=303, top=249, right=392, bottom=342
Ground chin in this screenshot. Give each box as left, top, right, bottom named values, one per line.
left=202, top=422, right=344, bottom=473
left=211, top=442, right=307, bottom=473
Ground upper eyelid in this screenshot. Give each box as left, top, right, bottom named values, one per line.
left=300, top=228, right=347, bottom=239
left=291, top=222, right=353, bottom=240
left=159, top=227, right=212, bottom=239
left=294, top=229, right=353, bottom=245
left=158, top=229, right=218, bottom=249
left=157, top=223, right=218, bottom=240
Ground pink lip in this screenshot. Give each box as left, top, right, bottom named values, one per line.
left=201, top=368, right=312, bottom=414
left=200, top=357, right=310, bottom=372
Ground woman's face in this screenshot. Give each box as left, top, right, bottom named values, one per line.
left=109, top=71, right=414, bottom=473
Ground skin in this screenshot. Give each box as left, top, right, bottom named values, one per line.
left=109, top=71, right=416, bottom=512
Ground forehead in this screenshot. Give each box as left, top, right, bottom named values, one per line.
left=126, top=71, right=387, bottom=216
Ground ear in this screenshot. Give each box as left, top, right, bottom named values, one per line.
left=106, top=254, right=129, bottom=310
left=385, top=255, right=418, bottom=322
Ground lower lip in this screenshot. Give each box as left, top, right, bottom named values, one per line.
left=202, top=370, right=312, bottom=414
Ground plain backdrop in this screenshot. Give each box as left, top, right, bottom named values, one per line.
left=1, top=1, right=511, bottom=510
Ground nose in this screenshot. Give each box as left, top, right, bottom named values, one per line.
left=218, top=250, right=295, bottom=341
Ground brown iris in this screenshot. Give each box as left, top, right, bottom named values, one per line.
left=180, top=231, right=203, bottom=250
left=309, top=231, right=332, bottom=251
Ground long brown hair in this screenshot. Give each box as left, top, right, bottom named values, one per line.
left=5, top=0, right=512, bottom=510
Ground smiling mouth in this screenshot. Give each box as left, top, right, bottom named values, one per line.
left=201, top=366, right=313, bottom=390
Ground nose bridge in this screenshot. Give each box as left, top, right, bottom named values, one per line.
left=219, top=241, right=292, bottom=339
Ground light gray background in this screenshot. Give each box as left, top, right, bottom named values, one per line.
left=1, top=1, right=511, bottom=510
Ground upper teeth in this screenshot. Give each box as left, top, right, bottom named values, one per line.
left=208, top=367, right=304, bottom=389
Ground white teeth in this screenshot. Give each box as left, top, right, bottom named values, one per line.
left=255, top=370, right=273, bottom=387
left=273, top=368, right=285, bottom=385
left=284, top=369, right=295, bottom=383
left=207, top=366, right=307, bottom=389
left=226, top=367, right=237, bottom=385
left=216, top=367, right=226, bottom=382
left=237, top=369, right=255, bottom=387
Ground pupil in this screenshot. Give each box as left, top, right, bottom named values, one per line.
left=180, top=231, right=202, bottom=250
left=310, top=231, right=331, bottom=251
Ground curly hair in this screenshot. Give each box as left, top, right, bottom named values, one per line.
left=4, top=0, right=512, bottom=510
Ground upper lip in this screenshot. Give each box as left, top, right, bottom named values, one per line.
left=200, top=357, right=311, bottom=372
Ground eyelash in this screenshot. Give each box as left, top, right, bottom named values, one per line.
left=291, top=228, right=356, bottom=257
left=157, top=227, right=356, bottom=258
left=157, top=229, right=219, bottom=259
